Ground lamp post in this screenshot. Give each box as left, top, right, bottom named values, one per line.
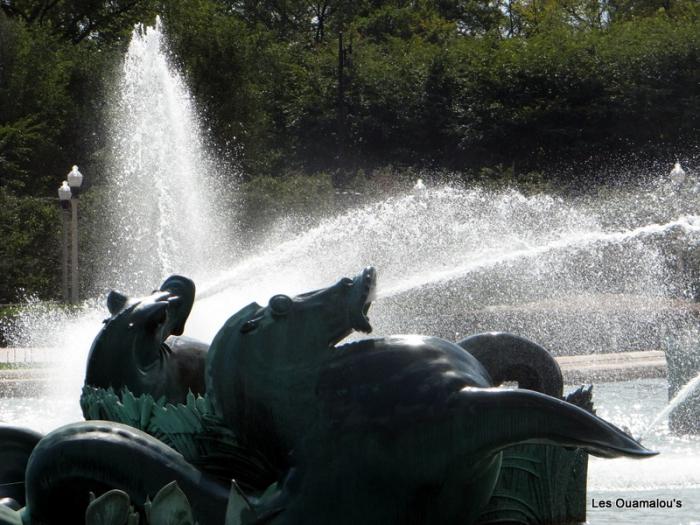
left=57, top=181, right=72, bottom=303
left=670, top=162, right=686, bottom=187
left=67, top=165, right=84, bottom=304
left=337, top=32, right=352, bottom=162
left=413, top=178, right=426, bottom=193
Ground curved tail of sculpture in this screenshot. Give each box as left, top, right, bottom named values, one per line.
left=457, top=332, right=563, bottom=398
left=24, top=421, right=229, bottom=525
left=453, top=387, right=657, bottom=459
left=0, top=425, right=43, bottom=509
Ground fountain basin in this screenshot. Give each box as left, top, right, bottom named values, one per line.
left=587, top=379, right=700, bottom=524
left=665, top=339, right=700, bottom=434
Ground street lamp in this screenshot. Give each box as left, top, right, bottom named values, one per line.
left=66, top=165, right=84, bottom=304
left=67, top=165, right=84, bottom=197
left=57, top=181, right=72, bottom=302
left=58, top=181, right=71, bottom=208
left=413, top=178, right=426, bottom=193
left=670, top=162, right=686, bottom=187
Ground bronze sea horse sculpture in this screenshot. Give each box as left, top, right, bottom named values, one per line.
left=84, top=274, right=208, bottom=404
left=0, top=268, right=656, bottom=525
left=207, top=267, right=656, bottom=525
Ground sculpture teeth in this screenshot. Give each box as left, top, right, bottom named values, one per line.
left=361, top=267, right=377, bottom=303
left=351, top=267, right=376, bottom=333
left=367, top=285, right=376, bottom=302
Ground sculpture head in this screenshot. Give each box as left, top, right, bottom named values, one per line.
left=206, top=267, right=376, bottom=456
left=85, top=275, right=196, bottom=393
left=210, top=266, right=376, bottom=366
left=247, top=265, right=375, bottom=343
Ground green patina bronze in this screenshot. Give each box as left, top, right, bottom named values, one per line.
left=84, top=481, right=203, bottom=525
left=480, top=445, right=588, bottom=524
left=85, top=275, right=209, bottom=405
left=0, top=425, right=42, bottom=510
left=205, top=267, right=653, bottom=525
left=0, top=268, right=657, bottom=525
left=80, top=386, right=277, bottom=492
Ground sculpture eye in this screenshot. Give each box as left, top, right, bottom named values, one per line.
left=340, top=277, right=353, bottom=287
left=269, top=294, right=292, bottom=316
left=240, top=319, right=258, bottom=333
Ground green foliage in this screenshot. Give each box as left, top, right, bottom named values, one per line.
left=353, top=1, right=457, bottom=43
left=0, top=116, right=46, bottom=190
left=84, top=483, right=195, bottom=525
left=81, top=480, right=269, bottom=525
left=145, top=482, right=195, bottom=525
left=1, top=0, right=157, bottom=43
left=86, top=490, right=138, bottom=525
left=0, top=188, right=60, bottom=303
left=239, top=172, right=336, bottom=231
left=4, top=0, right=700, bottom=300
left=81, top=386, right=278, bottom=492
left=81, top=480, right=267, bottom=525
left=0, top=10, right=131, bottom=196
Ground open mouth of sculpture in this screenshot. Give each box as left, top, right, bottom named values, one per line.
left=134, top=292, right=181, bottom=333
left=350, top=266, right=377, bottom=333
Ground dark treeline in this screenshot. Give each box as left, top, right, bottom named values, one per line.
left=163, top=0, right=700, bottom=177
left=1, top=0, right=700, bottom=302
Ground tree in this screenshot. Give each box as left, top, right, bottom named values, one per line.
left=0, top=188, right=60, bottom=303
left=1, top=0, right=156, bottom=43
left=434, top=0, right=505, bottom=35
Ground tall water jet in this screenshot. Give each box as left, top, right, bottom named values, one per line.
left=641, top=371, right=700, bottom=440
left=188, top=186, right=694, bottom=354
left=97, top=17, right=234, bottom=294
left=2, top=18, right=237, bottom=418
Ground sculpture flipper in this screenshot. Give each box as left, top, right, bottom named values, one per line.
left=451, top=387, right=656, bottom=459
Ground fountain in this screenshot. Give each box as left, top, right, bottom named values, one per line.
left=97, top=18, right=235, bottom=294
left=2, top=18, right=700, bottom=524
